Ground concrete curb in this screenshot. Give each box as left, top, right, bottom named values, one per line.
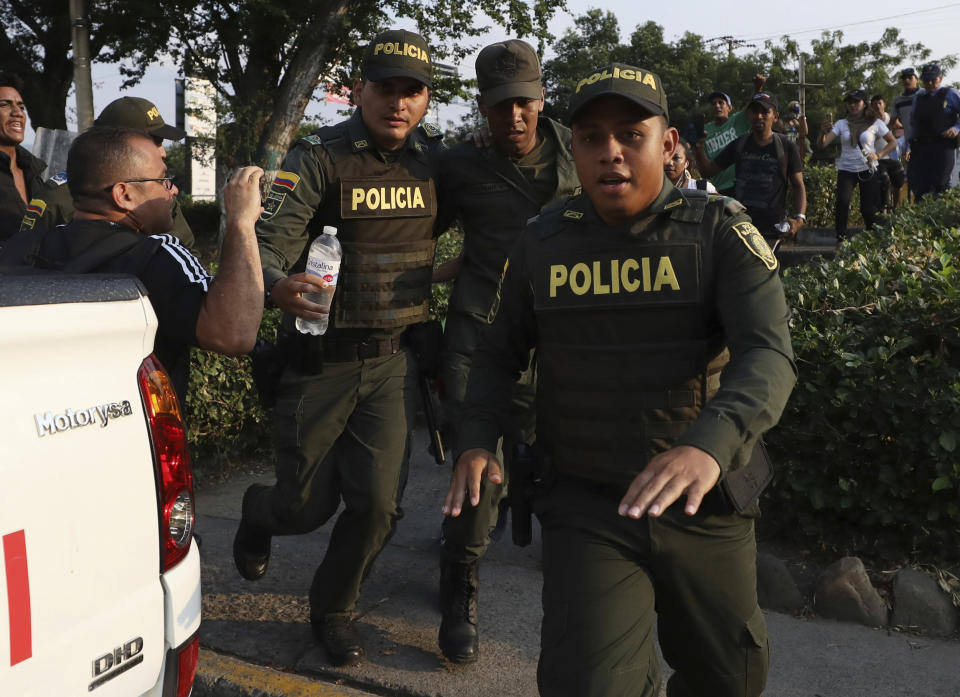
left=193, top=648, right=380, bottom=697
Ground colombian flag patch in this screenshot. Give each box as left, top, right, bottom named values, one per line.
left=272, top=171, right=300, bottom=191
left=26, top=199, right=47, bottom=216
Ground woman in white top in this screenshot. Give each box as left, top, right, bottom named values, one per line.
left=665, top=138, right=718, bottom=193
left=817, top=89, right=897, bottom=241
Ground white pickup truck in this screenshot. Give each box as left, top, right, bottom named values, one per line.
left=0, top=273, right=201, bottom=697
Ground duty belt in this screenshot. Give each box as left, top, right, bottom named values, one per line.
left=322, top=336, right=404, bottom=362
left=284, top=333, right=404, bottom=374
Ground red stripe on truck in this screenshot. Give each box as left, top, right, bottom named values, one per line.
left=3, top=530, right=32, bottom=666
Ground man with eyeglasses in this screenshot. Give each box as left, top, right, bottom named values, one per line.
left=0, top=72, right=47, bottom=243
left=18, top=96, right=195, bottom=248
left=0, top=126, right=264, bottom=399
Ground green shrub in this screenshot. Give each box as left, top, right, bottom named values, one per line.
left=178, top=196, right=221, bottom=244
left=185, top=308, right=280, bottom=476
left=802, top=164, right=863, bottom=229
left=764, top=189, right=960, bottom=561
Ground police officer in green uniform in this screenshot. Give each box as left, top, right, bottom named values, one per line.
left=443, top=64, right=796, bottom=697
left=432, top=38, right=579, bottom=664
left=232, top=29, right=443, bottom=668
left=18, top=97, right=195, bottom=248
left=0, top=74, right=46, bottom=242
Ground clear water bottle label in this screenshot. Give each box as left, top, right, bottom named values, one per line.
left=306, top=258, right=340, bottom=285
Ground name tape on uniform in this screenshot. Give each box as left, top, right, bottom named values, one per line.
left=340, top=178, right=435, bottom=219
left=535, top=244, right=700, bottom=310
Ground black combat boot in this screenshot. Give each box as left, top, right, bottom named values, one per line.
left=438, top=560, right=480, bottom=663
left=232, top=484, right=272, bottom=581
left=312, top=613, right=365, bottom=667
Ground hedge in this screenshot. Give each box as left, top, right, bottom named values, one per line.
left=763, top=189, right=960, bottom=561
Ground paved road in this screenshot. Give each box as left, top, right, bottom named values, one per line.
left=192, top=426, right=960, bottom=697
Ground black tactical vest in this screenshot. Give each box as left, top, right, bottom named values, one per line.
left=912, top=88, right=955, bottom=143
left=529, top=191, right=735, bottom=486
left=306, top=120, right=441, bottom=329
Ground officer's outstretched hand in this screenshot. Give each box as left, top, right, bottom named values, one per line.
left=269, top=274, right=329, bottom=318
left=618, top=445, right=721, bottom=518
left=442, top=448, right=502, bottom=517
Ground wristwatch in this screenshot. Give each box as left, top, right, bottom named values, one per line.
left=792, top=213, right=806, bottom=222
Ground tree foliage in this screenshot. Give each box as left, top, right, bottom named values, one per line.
left=543, top=12, right=953, bottom=146
left=0, top=0, right=174, bottom=129
left=154, top=0, right=564, bottom=173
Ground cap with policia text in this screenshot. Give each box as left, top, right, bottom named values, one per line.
left=567, top=63, right=668, bottom=124
left=361, top=29, right=432, bottom=88
left=94, top=97, right=186, bottom=140
left=475, top=39, right=542, bottom=105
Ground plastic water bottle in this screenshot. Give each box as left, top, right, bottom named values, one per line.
left=296, top=226, right=341, bottom=336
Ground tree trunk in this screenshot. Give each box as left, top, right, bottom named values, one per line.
left=254, top=0, right=352, bottom=181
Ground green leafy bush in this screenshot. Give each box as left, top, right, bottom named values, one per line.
left=802, top=164, right=863, bottom=229
left=764, top=189, right=960, bottom=561
left=185, top=308, right=280, bottom=476
left=178, top=196, right=221, bottom=244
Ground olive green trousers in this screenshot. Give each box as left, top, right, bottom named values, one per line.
left=535, top=478, right=768, bottom=697
left=246, top=349, right=409, bottom=617
left=439, top=310, right=536, bottom=562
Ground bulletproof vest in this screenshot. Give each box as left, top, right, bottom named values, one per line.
left=307, top=122, right=439, bottom=329
left=912, top=88, right=954, bottom=142
left=529, top=192, right=731, bottom=486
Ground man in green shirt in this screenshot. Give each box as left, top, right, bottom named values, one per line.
left=695, top=76, right=766, bottom=196
left=432, top=38, right=580, bottom=664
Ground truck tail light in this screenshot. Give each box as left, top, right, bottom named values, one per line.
left=176, top=635, right=199, bottom=697
left=138, top=354, right=195, bottom=571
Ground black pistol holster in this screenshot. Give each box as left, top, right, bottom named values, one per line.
left=720, top=440, right=774, bottom=514
left=249, top=336, right=289, bottom=408
left=510, top=443, right=554, bottom=547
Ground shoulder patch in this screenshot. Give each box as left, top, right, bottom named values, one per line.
left=422, top=122, right=443, bottom=139
left=562, top=209, right=583, bottom=220
left=663, top=198, right=684, bottom=211
left=353, top=139, right=369, bottom=150
left=49, top=171, right=68, bottom=185
left=260, top=190, right=286, bottom=221
left=300, top=135, right=323, bottom=147
left=732, top=222, right=778, bottom=270
left=26, top=199, right=47, bottom=217
left=272, top=171, right=300, bottom=192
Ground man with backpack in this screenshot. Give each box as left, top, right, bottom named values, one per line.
left=696, top=93, right=807, bottom=242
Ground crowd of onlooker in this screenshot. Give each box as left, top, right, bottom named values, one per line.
left=669, top=63, right=960, bottom=243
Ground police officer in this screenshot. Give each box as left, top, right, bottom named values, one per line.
left=232, top=29, right=443, bottom=668
left=432, top=38, right=579, bottom=664
left=443, top=63, right=796, bottom=697
left=18, top=97, right=195, bottom=248
left=0, top=73, right=45, bottom=242
left=909, top=63, right=960, bottom=201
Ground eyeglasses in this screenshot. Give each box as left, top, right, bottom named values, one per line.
left=102, top=177, right=176, bottom=192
